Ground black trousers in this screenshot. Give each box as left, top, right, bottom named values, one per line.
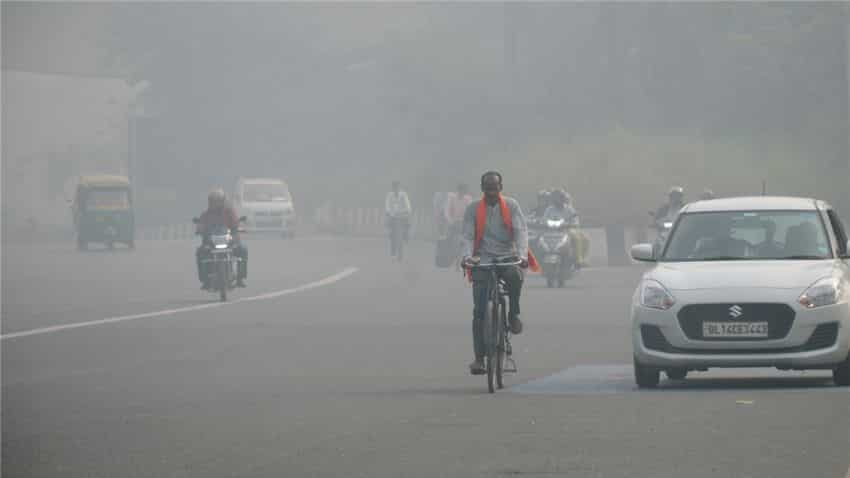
left=470, top=266, right=523, bottom=360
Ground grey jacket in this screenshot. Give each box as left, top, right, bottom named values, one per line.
left=462, top=196, right=529, bottom=260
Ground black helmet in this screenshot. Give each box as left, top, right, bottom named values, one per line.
left=552, top=189, right=567, bottom=205
left=668, top=186, right=684, bottom=202
left=208, top=188, right=226, bottom=208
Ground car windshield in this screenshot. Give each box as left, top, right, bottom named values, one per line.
left=243, top=183, right=290, bottom=202
left=662, top=210, right=832, bottom=261
left=85, top=189, right=130, bottom=211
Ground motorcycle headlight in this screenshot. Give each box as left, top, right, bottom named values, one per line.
left=640, top=279, right=676, bottom=310
left=799, top=277, right=843, bottom=309
left=215, top=244, right=228, bottom=249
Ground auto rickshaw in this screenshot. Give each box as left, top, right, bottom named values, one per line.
left=72, top=175, right=135, bottom=250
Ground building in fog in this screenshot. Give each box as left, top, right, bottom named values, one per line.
left=2, top=69, right=140, bottom=233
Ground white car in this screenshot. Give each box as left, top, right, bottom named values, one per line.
left=233, top=178, right=297, bottom=238
left=630, top=196, right=850, bottom=388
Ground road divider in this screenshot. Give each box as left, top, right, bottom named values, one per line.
left=1, top=267, right=359, bottom=341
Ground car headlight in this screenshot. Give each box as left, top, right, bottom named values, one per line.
left=799, top=277, right=843, bottom=309
left=640, top=279, right=676, bottom=310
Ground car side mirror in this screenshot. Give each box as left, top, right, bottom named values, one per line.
left=631, top=243, right=656, bottom=262
left=192, top=217, right=200, bottom=224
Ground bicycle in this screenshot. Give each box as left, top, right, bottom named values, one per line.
left=467, top=256, right=521, bottom=393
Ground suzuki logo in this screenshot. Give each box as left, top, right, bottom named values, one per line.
left=729, top=305, right=744, bottom=318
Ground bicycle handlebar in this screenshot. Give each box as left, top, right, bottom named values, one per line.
left=467, top=256, right=523, bottom=268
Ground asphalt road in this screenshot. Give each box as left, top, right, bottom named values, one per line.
left=3, top=236, right=849, bottom=478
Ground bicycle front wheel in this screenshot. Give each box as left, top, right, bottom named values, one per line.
left=495, top=299, right=506, bottom=389
left=485, top=298, right=499, bottom=394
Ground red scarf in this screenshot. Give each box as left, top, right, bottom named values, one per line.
left=472, top=195, right=540, bottom=273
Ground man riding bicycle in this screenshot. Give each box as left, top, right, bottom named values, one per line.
left=461, top=171, right=539, bottom=375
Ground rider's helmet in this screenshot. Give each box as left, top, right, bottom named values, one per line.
left=668, top=186, right=684, bottom=204
left=700, top=189, right=715, bottom=200
left=561, top=190, right=573, bottom=206
left=208, top=188, right=226, bottom=209
left=551, top=189, right=568, bottom=207
left=537, top=189, right=551, bottom=205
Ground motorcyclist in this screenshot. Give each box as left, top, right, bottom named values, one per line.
left=196, top=189, right=248, bottom=289
left=543, top=189, right=590, bottom=268
left=655, top=186, right=686, bottom=222
left=385, top=180, right=412, bottom=258
left=461, top=171, right=539, bottom=375
left=531, top=189, right=551, bottom=219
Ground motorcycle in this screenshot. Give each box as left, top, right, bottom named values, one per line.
left=649, top=211, right=676, bottom=258
left=194, top=218, right=245, bottom=302
left=536, top=216, right=576, bottom=288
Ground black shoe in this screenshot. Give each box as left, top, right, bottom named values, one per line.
left=469, top=359, right=486, bottom=375
left=236, top=279, right=246, bottom=288
left=509, top=314, right=523, bottom=335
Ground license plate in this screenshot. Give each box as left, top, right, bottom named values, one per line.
left=545, top=255, right=561, bottom=264
left=702, top=322, right=768, bottom=338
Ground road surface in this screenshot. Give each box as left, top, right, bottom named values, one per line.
left=3, top=237, right=849, bottom=477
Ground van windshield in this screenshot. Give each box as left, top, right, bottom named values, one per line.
left=243, top=183, right=290, bottom=202
left=85, top=189, right=130, bottom=211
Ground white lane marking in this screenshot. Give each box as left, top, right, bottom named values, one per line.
left=1, top=267, right=359, bottom=341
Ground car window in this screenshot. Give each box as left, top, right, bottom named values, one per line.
left=663, top=210, right=832, bottom=261
left=827, top=210, right=848, bottom=255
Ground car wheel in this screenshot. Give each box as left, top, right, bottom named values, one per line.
left=634, top=356, right=660, bottom=389
left=833, top=353, right=850, bottom=386
left=666, top=368, right=688, bottom=381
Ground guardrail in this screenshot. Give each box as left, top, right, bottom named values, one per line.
left=18, top=209, right=655, bottom=267
left=311, top=207, right=655, bottom=266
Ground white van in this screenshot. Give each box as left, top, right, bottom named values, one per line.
left=233, top=178, right=297, bottom=238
